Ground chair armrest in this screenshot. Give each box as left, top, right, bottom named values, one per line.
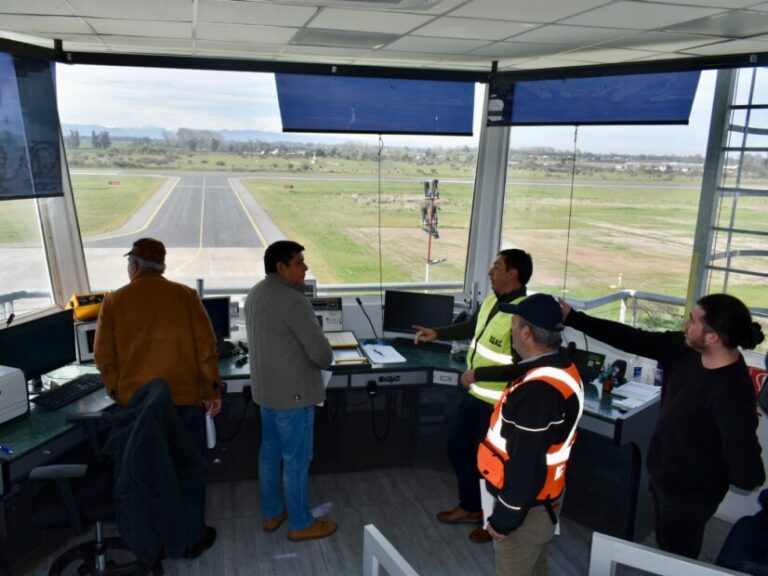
left=29, top=464, right=88, bottom=481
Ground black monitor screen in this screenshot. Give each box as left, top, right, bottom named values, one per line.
left=382, top=290, right=454, bottom=336
left=202, top=297, right=231, bottom=339
left=0, top=309, right=75, bottom=381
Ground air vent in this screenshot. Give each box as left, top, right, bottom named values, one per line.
left=261, top=0, right=441, bottom=10
left=290, top=28, right=400, bottom=49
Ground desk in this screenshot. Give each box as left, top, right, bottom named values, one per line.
left=0, top=347, right=658, bottom=542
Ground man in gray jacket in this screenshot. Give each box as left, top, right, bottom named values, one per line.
left=245, top=240, right=336, bottom=541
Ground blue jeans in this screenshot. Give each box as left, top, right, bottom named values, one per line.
left=259, top=406, right=315, bottom=531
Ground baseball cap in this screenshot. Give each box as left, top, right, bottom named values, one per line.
left=499, top=293, right=564, bottom=332
left=124, top=238, right=166, bottom=263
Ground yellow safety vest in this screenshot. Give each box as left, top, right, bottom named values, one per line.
left=467, top=294, right=525, bottom=405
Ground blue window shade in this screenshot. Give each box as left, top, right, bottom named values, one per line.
left=0, top=52, right=62, bottom=200
left=487, top=71, right=701, bottom=126
left=276, top=74, right=474, bottom=136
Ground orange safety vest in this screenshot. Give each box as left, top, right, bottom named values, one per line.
left=477, top=364, right=584, bottom=502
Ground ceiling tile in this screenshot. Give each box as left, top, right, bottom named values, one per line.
left=384, top=35, right=490, bottom=53
left=196, top=22, right=297, bottom=43
left=682, top=37, right=768, bottom=55
left=195, top=39, right=285, bottom=55
left=515, top=55, right=597, bottom=69
left=87, top=19, right=191, bottom=39
left=291, top=28, right=399, bottom=49
left=0, top=15, right=91, bottom=34
left=308, top=8, right=434, bottom=34
left=651, top=0, right=755, bottom=7
left=68, top=0, right=191, bottom=20
left=101, top=36, right=193, bottom=49
left=665, top=10, right=768, bottom=38
left=199, top=0, right=317, bottom=27
left=748, top=2, right=768, bottom=12
left=558, top=46, right=659, bottom=63
left=0, top=0, right=73, bottom=16
left=0, top=31, right=56, bottom=48
left=508, top=24, right=630, bottom=45
left=450, top=0, right=613, bottom=23
left=470, top=41, right=575, bottom=58
left=562, top=1, right=724, bottom=30
left=602, top=30, right=721, bottom=52
left=280, top=44, right=372, bottom=57
left=412, top=16, right=535, bottom=41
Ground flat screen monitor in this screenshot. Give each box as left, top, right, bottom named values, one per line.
left=202, top=296, right=231, bottom=340
left=74, top=320, right=97, bottom=364
left=382, top=290, right=454, bottom=337
left=0, top=309, right=75, bottom=382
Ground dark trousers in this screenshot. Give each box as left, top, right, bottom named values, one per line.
left=448, top=392, right=494, bottom=512
left=651, top=484, right=712, bottom=560
left=176, top=405, right=207, bottom=547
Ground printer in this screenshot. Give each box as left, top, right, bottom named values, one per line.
left=0, top=365, right=29, bottom=425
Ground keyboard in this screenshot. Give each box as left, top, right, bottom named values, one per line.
left=32, top=373, right=104, bottom=410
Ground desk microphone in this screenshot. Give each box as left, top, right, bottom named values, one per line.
left=355, top=297, right=381, bottom=342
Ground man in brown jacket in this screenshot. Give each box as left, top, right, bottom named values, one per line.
left=94, top=237, right=222, bottom=559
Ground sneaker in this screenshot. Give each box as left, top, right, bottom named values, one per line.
left=436, top=506, right=483, bottom=525
left=263, top=510, right=288, bottom=533
left=183, top=526, right=217, bottom=559
left=469, top=526, right=492, bottom=544
left=287, top=519, right=337, bottom=542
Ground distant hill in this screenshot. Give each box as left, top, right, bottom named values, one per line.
left=62, top=124, right=356, bottom=146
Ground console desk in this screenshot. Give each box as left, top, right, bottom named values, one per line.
left=0, top=344, right=658, bottom=542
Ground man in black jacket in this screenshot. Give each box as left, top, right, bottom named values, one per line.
left=561, top=293, right=765, bottom=559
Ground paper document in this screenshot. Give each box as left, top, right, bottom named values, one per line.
left=332, top=348, right=368, bottom=365
left=612, top=380, right=660, bottom=401
left=326, top=331, right=359, bottom=349
left=361, top=344, right=406, bottom=364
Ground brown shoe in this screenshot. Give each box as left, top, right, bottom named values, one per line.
left=436, top=506, right=483, bottom=525
left=469, top=526, right=492, bottom=544
left=262, top=510, right=288, bottom=533
left=287, top=519, right=337, bottom=542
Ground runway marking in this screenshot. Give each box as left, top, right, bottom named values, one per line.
left=229, top=177, right=267, bottom=246
left=168, top=176, right=206, bottom=275
left=102, top=176, right=181, bottom=239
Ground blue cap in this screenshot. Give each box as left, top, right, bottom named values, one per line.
left=499, top=293, right=564, bottom=332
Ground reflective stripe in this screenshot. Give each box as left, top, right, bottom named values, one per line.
left=469, top=383, right=503, bottom=402
left=523, top=367, right=584, bottom=469
left=475, top=341, right=514, bottom=365
left=497, top=495, right=521, bottom=511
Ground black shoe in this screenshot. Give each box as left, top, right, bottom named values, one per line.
left=183, top=526, right=217, bottom=559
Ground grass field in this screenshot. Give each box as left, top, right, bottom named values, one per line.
left=2, top=164, right=764, bottom=315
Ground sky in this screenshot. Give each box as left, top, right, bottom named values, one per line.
left=55, top=64, right=718, bottom=156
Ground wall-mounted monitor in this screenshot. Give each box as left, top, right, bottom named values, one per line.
left=0, top=309, right=75, bottom=383
left=74, top=320, right=97, bottom=364
left=382, top=290, right=454, bottom=338
left=202, top=296, right=231, bottom=340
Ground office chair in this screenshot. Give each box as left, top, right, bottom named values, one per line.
left=28, top=410, right=163, bottom=576
left=29, top=379, right=206, bottom=575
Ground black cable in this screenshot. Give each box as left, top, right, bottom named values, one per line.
left=562, top=125, right=579, bottom=297
left=370, top=389, right=393, bottom=442
left=377, top=135, right=385, bottom=327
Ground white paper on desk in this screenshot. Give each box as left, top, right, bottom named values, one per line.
left=480, top=479, right=495, bottom=528
left=360, top=344, right=406, bottom=364
left=612, top=381, right=660, bottom=401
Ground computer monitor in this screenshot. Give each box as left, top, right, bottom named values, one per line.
left=382, top=290, right=455, bottom=337
left=0, top=309, right=76, bottom=384
left=74, top=320, right=98, bottom=364
left=201, top=296, right=231, bottom=340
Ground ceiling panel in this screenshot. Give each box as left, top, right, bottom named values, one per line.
left=196, top=22, right=297, bottom=43
left=308, top=8, right=434, bottom=33
left=87, top=19, right=191, bottom=39
left=507, top=24, right=630, bottom=45
left=0, top=15, right=91, bottom=35
left=602, top=30, right=722, bottom=53
left=412, top=16, right=536, bottom=41
left=470, top=41, right=576, bottom=59
left=0, top=0, right=73, bottom=16
left=666, top=10, right=768, bottom=38
left=449, top=0, right=612, bottom=23
left=198, top=0, right=317, bottom=27
left=683, top=37, right=768, bottom=55
left=563, top=1, right=724, bottom=30
left=68, top=0, right=191, bottom=21
left=384, top=35, right=491, bottom=53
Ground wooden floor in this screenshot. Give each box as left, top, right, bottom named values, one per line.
left=20, top=466, right=733, bottom=576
